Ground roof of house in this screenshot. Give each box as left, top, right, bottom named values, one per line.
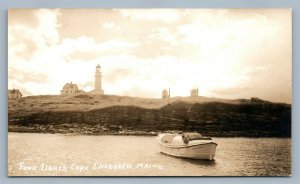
left=8, top=89, right=22, bottom=96
left=62, top=82, right=79, bottom=90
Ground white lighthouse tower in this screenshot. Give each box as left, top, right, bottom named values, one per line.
left=92, top=64, right=104, bottom=95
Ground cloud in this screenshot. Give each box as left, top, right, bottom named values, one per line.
left=9, top=9, right=40, bottom=28
left=63, top=37, right=141, bottom=60
left=57, top=9, right=124, bottom=42
left=10, top=29, right=38, bottom=60
left=8, top=68, right=49, bottom=84
left=211, top=86, right=252, bottom=97
left=8, top=9, right=60, bottom=95
left=69, top=50, right=101, bottom=61
left=105, top=68, right=132, bottom=83
left=8, top=9, right=291, bottom=103
left=56, top=9, right=194, bottom=59
left=102, top=22, right=119, bottom=30
left=119, top=9, right=182, bottom=23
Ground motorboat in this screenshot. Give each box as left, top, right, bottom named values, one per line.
left=156, top=132, right=217, bottom=160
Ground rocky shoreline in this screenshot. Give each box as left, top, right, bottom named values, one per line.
left=8, top=124, right=158, bottom=136
left=8, top=123, right=290, bottom=138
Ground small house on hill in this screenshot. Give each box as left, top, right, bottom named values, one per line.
left=60, top=82, right=84, bottom=95
left=8, top=89, right=22, bottom=99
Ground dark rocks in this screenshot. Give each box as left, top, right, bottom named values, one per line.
left=8, top=100, right=291, bottom=137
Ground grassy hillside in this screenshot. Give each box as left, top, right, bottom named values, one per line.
left=8, top=94, right=242, bottom=116
left=8, top=94, right=291, bottom=137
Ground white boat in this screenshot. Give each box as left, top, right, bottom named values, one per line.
left=156, top=132, right=217, bottom=160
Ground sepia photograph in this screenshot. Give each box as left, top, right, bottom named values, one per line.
left=8, top=8, right=291, bottom=176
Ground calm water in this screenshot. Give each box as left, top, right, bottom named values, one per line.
left=8, top=133, right=291, bottom=176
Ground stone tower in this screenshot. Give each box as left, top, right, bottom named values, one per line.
left=162, top=88, right=170, bottom=99
left=190, top=88, right=199, bottom=97
left=93, top=64, right=104, bottom=94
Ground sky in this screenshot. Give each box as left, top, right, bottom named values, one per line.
left=8, top=9, right=291, bottom=103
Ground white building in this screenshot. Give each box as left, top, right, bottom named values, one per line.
left=162, top=89, right=170, bottom=99
left=90, top=64, right=104, bottom=95
left=60, top=82, right=84, bottom=95
left=190, top=88, right=199, bottom=97
left=8, top=89, right=22, bottom=99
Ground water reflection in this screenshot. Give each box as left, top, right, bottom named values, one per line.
left=181, top=157, right=216, bottom=167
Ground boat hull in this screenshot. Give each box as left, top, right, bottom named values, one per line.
left=157, top=135, right=217, bottom=160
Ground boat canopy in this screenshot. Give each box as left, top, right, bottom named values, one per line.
left=182, top=133, right=203, bottom=144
